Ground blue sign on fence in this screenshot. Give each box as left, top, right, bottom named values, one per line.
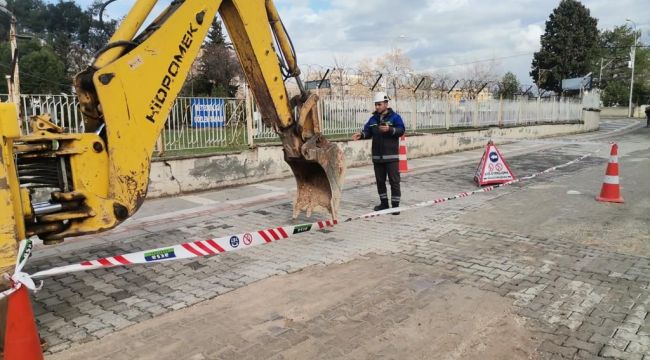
left=191, top=98, right=225, bottom=128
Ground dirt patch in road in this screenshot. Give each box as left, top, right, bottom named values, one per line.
left=340, top=281, right=537, bottom=360
left=50, top=256, right=539, bottom=360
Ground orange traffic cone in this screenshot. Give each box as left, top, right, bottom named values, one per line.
left=3, top=286, right=44, bottom=360
left=596, top=143, right=624, bottom=203
left=399, top=135, right=409, bottom=173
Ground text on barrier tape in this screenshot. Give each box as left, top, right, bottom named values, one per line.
left=30, top=220, right=338, bottom=279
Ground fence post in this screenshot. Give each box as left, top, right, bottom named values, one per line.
left=498, top=95, right=503, bottom=127
left=473, top=100, right=479, bottom=128
left=517, top=99, right=522, bottom=126
left=445, top=97, right=451, bottom=130
left=245, top=87, right=254, bottom=148
left=412, top=97, right=417, bottom=133
left=156, top=133, right=165, bottom=156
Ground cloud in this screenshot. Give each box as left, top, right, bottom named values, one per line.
left=60, top=0, right=650, bottom=84
left=276, top=0, right=649, bottom=84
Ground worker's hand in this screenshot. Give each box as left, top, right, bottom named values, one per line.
left=379, top=124, right=390, bottom=133
left=351, top=132, right=362, bottom=141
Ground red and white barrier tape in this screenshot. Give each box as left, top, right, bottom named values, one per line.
left=348, top=150, right=598, bottom=219
left=0, top=149, right=600, bottom=298
left=29, top=219, right=339, bottom=279
left=0, top=239, right=42, bottom=300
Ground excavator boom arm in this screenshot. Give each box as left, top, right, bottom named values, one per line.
left=0, top=0, right=345, bottom=265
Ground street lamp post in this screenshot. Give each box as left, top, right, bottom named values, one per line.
left=626, top=19, right=638, bottom=118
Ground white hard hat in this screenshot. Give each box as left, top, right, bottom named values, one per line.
left=373, top=92, right=390, bottom=103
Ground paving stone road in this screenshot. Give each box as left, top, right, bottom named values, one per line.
left=18, top=119, right=650, bottom=359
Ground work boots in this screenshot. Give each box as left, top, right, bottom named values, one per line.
left=391, top=201, right=400, bottom=215
left=373, top=199, right=389, bottom=211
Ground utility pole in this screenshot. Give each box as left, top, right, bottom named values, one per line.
left=626, top=19, right=638, bottom=118
left=0, top=2, right=20, bottom=122
left=599, top=58, right=603, bottom=85
left=537, top=67, right=549, bottom=99
left=9, top=15, right=20, bottom=110
left=598, top=58, right=615, bottom=86
left=4, top=75, right=10, bottom=98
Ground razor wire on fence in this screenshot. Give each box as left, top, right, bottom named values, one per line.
left=299, top=63, right=536, bottom=100
left=4, top=92, right=585, bottom=154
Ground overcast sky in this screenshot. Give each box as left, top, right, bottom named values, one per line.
left=67, top=0, right=649, bottom=85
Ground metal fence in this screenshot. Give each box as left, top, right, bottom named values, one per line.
left=163, top=97, right=247, bottom=152
left=4, top=94, right=248, bottom=153
left=270, top=96, right=581, bottom=136
left=250, top=96, right=582, bottom=141
left=9, top=94, right=85, bottom=133
left=5, top=93, right=585, bottom=154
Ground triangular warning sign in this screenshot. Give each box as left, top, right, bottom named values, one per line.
left=474, top=141, right=516, bottom=186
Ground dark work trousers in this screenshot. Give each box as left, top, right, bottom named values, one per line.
left=373, top=161, right=401, bottom=204
left=646, top=113, right=650, bottom=127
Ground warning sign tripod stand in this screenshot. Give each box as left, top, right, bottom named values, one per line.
left=474, top=140, right=516, bottom=186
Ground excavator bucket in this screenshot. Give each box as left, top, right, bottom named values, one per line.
left=285, top=94, right=345, bottom=220
left=288, top=135, right=345, bottom=219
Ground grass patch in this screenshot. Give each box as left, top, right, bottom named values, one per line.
left=156, top=127, right=248, bottom=158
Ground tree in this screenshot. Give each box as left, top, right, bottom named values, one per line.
left=206, top=17, right=226, bottom=46
left=0, top=0, right=48, bottom=39
left=329, top=56, right=351, bottom=97
left=598, top=25, right=649, bottom=106
left=184, top=18, right=242, bottom=97
left=60, top=1, right=118, bottom=77
left=461, top=59, right=499, bottom=99
left=601, top=80, right=628, bottom=107
left=0, top=39, right=66, bottom=93
left=374, top=48, right=413, bottom=100
left=195, top=45, right=242, bottom=97
left=498, top=72, right=520, bottom=99
left=43, top=1, right=104, bottom=79
left=530, top=0, right=599, bottom=93
left=633, top=48, right=650, bottom=105
left=0, top=0, right=117, bottom=83
left=357, top=57, right=380, bottom=91
left=77, top=0, right=118, bottom=53
left=407, top=72, right=439, bottom=99
left=20, top=47, right=66, bottom=93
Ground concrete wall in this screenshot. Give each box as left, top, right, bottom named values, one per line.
left=601, top=105, right=649, bottom=118
left=601, top=107, right=630, bottom=118
left=147, top=110, right=600, bottom=198
left=634, top=105, right=649, bottom=118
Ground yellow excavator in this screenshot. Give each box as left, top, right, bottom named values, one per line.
left=0, top=0, right=345, bottom=287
